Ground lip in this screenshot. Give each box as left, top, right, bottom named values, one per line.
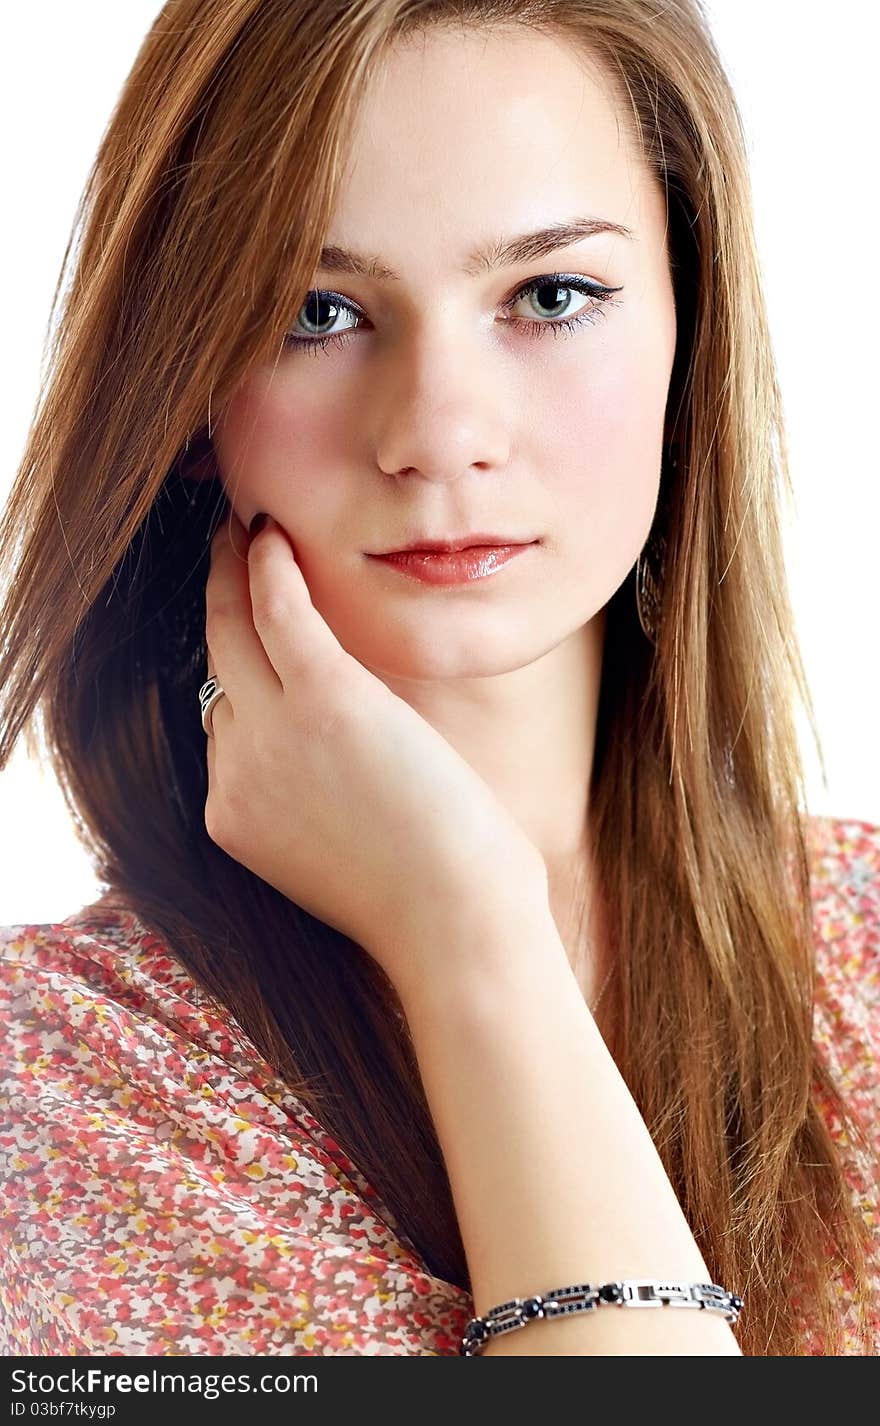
left=367, top=543, right=536, bottom=586
left=372, top=534, right=537, bottom=555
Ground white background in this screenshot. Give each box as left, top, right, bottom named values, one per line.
left=1, top=3, right=877, bottom=925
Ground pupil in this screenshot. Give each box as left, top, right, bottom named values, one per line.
left=303, top=293, right=335, bottom=333
left=537, top=282, right=568, bottom=315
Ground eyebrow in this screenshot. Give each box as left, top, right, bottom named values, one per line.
left=316, top=217, right=635, bottom=282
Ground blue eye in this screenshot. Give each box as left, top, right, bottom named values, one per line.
left=283, top=274, right=623, bottom=356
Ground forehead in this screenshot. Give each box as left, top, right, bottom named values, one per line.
left=328, top=26, right=661, bottom=277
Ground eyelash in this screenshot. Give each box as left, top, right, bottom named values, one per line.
left=283, top=274, right=624, bottom=356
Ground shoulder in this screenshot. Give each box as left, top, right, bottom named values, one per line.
left=0, top=897, right=471, bottom=1355
left=1, top=893, right=201, bottom=1024
left=0, top=897, right=270, bottom=1128
left=805, top=812, right=880, bottom=943
left=805, top=814, right=879, bottom=1088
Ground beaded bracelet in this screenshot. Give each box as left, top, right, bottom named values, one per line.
left=460, top=1279, right=744, bottom=1355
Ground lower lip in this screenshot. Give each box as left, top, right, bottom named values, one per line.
left=368, top=543, right=535, bottom=585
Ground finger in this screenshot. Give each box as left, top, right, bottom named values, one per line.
left=247, top=514, right=340, bottom=690
left=205, top=513, right=283, bottom=706
left=203, top=705, right=230, bottom=821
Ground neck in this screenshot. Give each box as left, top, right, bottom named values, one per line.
left=548, top=842, right=614, bottom=1012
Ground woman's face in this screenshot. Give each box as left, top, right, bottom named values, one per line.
left=212, top=26, right=677, bottom=682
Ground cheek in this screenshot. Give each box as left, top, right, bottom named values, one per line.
left=537, top=341, right=669, bottom=556
left=212, top=376, right=349, bottom=514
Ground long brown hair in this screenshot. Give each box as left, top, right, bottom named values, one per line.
left=0, top=0, right=872, bottom=1354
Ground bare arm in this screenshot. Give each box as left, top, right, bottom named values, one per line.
left=396, top=893, right=743, bottom=1356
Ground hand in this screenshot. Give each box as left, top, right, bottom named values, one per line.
left=203, top=511, right=548, bottom=997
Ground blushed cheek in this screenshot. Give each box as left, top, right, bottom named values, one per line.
left=535, top=340, right=671, bottom=603
left=213, top=374, right=348, bottom=518
left=552, top=354, right=664, bottom=494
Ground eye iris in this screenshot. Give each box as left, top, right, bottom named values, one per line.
left=530, top=282, right=572, bottom=319
left=300, top=293, right=339, bottom=336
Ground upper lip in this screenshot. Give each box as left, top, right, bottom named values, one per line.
left=371, top=534, right=538, bottom=555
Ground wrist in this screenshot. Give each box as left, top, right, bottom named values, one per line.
left=393, top=886, right=576, bottom=1030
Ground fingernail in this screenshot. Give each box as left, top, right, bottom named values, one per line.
left=249, top=512, right=268, bottom=537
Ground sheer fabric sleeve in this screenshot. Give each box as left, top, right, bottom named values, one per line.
left=804, top=816, right=880, bottom=1354
left=0, top=916, right=472, bottom=1356
left=7, top=818, right=874, bottom=1359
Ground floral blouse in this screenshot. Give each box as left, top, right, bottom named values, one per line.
left=1, top=815, right=877, bottom=1355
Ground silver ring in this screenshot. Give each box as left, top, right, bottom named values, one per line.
left=198, top=676, right=226, bottom=737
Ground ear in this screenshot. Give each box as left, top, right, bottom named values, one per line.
left=178, top=426, right=218, bottom=484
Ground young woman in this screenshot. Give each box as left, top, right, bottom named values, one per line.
left=0, top=0, right=876, bottom=1356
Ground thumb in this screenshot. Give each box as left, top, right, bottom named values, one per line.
left=247, top=511, right=343, bottom=680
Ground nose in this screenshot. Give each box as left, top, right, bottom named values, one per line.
left=374, top=336, right=511, bottom=483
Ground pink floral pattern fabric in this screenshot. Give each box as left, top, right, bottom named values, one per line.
left=1, top=814, right=877, bottom=1355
